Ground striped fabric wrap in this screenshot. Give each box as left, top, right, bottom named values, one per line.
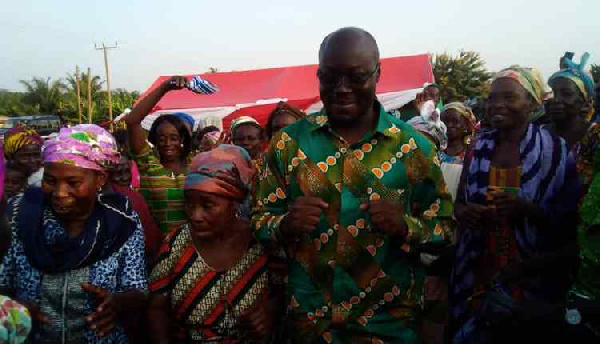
left=451, top=123, right=576, bottom=336
left=187, top=76, right=219, bottom=95
left=466, top=124, right=568, bottom=209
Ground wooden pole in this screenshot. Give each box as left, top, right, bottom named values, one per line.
left=96, top=42, right=117, bottom=131
left=75, top=65, right=83, bottom=124
left=102, top=44, right=114, bottom=131
left=87, top=67, right=93, bottom=124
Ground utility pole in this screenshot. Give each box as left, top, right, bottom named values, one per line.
left=95, top=42, right=118, bottom=131
left=87, top=67, right=93, bottom=124
left=75, top=65, right=83, bottom=124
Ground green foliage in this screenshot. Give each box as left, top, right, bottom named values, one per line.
left=19, top=77, right=67, bottom=115
left=432, top=51, right=492, bottom=103
left=0, top=71, right=139, bottom=125
left=591, top=64, right=600, bottom=84
left=0, top=90, right=40, bottom=117
left=94, top=89, right=140, bottom=122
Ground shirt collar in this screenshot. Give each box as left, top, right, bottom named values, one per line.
left=310, top=101, right=395, bottom=138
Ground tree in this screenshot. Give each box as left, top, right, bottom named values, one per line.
left=19, top=77, right=67, bottom=115
left=95, top=88, right=140, bottom=122
left=591, top=64, right=600, bottom=84
left=64, top=72, right=104, bottom=102
left=0, top=90, right=39, bottom=117
left=0, top=71, right=141, bottom=126
left=432, top=51, right=492, bottom=103
left=62, top=71, right=106, bottom=123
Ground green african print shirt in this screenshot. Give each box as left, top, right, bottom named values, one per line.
left=131, top=142, right=187, bottom=235
left=252, top=103, right=453, bottom=344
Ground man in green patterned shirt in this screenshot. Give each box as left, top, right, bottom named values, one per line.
left=252, top=27, right=453, bottom=343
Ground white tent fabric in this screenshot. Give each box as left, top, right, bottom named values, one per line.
left=138, top=89, right=422, bottom=131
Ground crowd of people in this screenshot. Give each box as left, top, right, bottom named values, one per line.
left=0, top=27, right=599, bottom=344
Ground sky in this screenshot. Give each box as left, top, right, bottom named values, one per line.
left=2, top=0, right=599, bottom=93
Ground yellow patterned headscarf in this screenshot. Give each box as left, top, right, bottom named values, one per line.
left=4, top=125, right=43, bottom=161
left=493, top=66, right=546, bottom=104
left=441, top=102, right=476, bottom=130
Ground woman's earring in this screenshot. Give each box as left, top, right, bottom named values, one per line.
left=464, top=134, right=472, bottom=146
left=581, top=102, right=592, bottom=119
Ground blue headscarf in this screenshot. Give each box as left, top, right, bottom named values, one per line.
left=549, top=53, right=595, bottom=102
left=172, top=112, right=195, bottom=131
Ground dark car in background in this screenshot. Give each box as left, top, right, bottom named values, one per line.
left=0, top=115, right=62, bottom=139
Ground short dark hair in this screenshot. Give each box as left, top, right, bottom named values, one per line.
left=112, top=129, right=128, bottom=147
left=148, top=114, right=192, bottom=160
left=5, top=161, right=27, bottom=178
left=265, top=102, right=306, bottom=139
left=319, top=27, right=380, bottom=63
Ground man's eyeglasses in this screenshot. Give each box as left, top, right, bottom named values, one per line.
left=317, top=64, right=380, bottom=88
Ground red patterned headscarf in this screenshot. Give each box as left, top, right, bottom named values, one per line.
left=184, top=144, right=255, bottom=201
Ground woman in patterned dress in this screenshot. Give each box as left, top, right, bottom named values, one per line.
left=3, top=125, right=44, bottom=187
left=440, top=103, right=477, bottom=166
left=147, top=145, right=271, bottom=343
left=450, top=66, right=581, bottom=343
left=439, top=103, right=477, bottom=202
left=124, top=76, right=194, bottom=235
left=0, top=124, right=148, bottom=343
left=546, top=53, right=600, bottom=340
left=546, top=52, right=599, bottom=192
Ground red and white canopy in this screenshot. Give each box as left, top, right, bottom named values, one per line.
left=132, top=54, right=434, bottom=131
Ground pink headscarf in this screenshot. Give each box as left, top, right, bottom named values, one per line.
left=43, top=124, right=120, bottom=171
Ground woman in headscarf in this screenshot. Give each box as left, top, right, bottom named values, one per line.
left=438, top=103, right=477, bottom=202
left=231, top=116, right=265, bottom=163
left=546, top=53, right=600, bottom=340
left=265, top=102, right=306, bottom=140
left=407, top=114, right=448, bottom=152
left=546, top=52, right=598, bottom=189
left=147, top=145, right=272, bottom=343
left=450, top=66, right=581, bottom=343
left=124, top=76, right=194, bottom=235
left=441, top=103, right=477, bottom=165
left=405, top=109, right=453, bottom=343
left=3, top=125, right=43, bottom=187
left=231, top=116, right=266, bottom=220
left=0, top=124, right=148, bottom=343
left=192, top=126, right=221, bottom=154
